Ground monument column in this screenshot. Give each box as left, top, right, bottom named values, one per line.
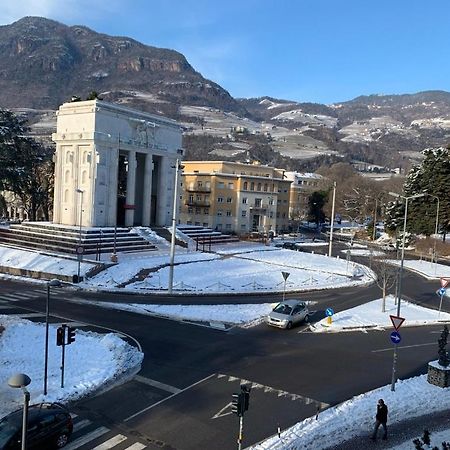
left=142, top=153, right=153, bottom=226
left=125, top=150, right=137, bottom=227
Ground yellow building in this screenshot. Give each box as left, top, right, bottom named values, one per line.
left=180, top=161, right=291, bottom=235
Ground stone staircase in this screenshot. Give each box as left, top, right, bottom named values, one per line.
left=0, top=222, right=157, bottom=256
left=177, top=225, right=240, bottom=247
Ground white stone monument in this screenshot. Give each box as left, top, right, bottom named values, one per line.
left=52, top=100, right=183, bottom=228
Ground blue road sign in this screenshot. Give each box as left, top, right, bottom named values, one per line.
left=390, top=331, right=401, bottom=344
left=438, top=287, right=447, bottom=297
left=325, top=307, right=334, bottom=317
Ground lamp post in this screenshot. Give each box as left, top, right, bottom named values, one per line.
left=168, top=159, right=183, bottom=294
left=8, top=373, right=31, bottom=450
left=426, top=194, right=440, bottom=268
left=44, top=279, right=61, bottom=396
left=388, top=191, right=425, bottom=391
left=76, top=188, right=84, bottom=282
left=328, top=182, right=336, bottom=257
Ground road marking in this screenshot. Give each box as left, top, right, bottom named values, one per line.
left=8, top=313, right=45, bottom=318
left=124, top=373, right=215, bottom=422
left=134, top=375, right=181, bottom=394
left=0, top=304, right=15, bottom=309
left=92, top=434, right=127, bottom=449
left=17, top=292, right=42, bottom=298
left=372, top=342, right=436, bottom=353
left=72, top=419, right=91, bottom=433
left=124, top=443, right=147, bottom=450
left=64, top=426, right=110, bottom=450
left=52, top=322, right=90, bottom=328
left=211, top=402, right=233, bottom=419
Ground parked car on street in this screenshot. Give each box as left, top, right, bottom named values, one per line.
left=266, top=299, right=309, bottom=329
left=0, top=402, right=73, bottom=449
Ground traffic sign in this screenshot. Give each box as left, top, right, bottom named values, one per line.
left=390, top=331, right=401, bottom=344
left=325, top=307, right=334, bottom=317
left=438, top=287, right=447, bottom=297
left=390, top=315, right=405, bottom=331
left=76, top=246, right=84, bottom=255
left=282, top=271, right=290, bottom=281
left=441, top=278, right=450, bottom=288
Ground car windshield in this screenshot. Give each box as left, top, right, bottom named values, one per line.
left=273, top=304, right=292, bottom=315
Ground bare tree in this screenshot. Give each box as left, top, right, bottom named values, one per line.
left=368, top=252, right=399, bottom=312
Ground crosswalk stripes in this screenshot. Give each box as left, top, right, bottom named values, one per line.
left=64, top=416, right=147, bottom=450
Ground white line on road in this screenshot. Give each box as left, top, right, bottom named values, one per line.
left=372, top=342, right=436, bottom=353
left=92, top=434, right=127, bottom=449
left=124, top=443, right=147, bottom=450
left=124, top=373, right=216, bottom=422
left=64, top=426, right=110, bottom=450
left=72, top=419, right=91, bottom=433
left=134, top=375, right=181, bottom=394
left=8, top=313, right=45, bottom=318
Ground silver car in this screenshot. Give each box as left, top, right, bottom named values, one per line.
left=266, top=299, right=309, bottom=329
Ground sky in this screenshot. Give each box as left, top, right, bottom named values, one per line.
left=1, top=0, right=449, bottom=104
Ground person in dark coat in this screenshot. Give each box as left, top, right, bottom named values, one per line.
left=371, top=399, right=388, bottom=440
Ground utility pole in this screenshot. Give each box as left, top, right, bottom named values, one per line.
left=328, top=182, right=336, bottom=257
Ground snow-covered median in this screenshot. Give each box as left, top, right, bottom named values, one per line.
left=251, top=374, right=450, bottom=450
left=313, top=295, right=450, bottom=332
left=0, top=315, right=143, bottom=418
left=388, top=259, right=450, bottom=280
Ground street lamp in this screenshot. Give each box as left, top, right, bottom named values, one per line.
left=8, top=373, right=31, bottom=450
left=425, top=194, right=440, bottom=268
left=388, top=191, right=425, bottom=391
left=168, top=159, right=183, bottom=294
left=328, top=182, right=336, bottom=257
left=44, top=278, right=61, bottom=396
left=76, top=189, right=84, bottom=282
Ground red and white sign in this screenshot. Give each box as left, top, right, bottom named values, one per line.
left=440, top=278, right=450, bottom=288
left=390, top=315, right=405, bottom=331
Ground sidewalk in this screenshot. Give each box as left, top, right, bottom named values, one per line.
left=330, top=410, right=450, bottom=449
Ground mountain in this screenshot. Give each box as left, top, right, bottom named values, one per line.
left=0, top=16, right=244, bottom=115
left=1, top=16, right=450, bottom=173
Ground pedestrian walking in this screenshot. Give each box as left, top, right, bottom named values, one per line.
left=370, top=399, right=388, bottom=441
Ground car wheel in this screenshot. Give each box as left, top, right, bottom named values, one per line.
left=286, top=321, right=293, bottom=329
left=304, top=314, right=309, bottom=323
left=55, top=433, right=69, bottom=448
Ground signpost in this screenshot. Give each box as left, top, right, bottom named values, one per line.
left=390, top=317, right=405, bottom=392
left=281, top=272, right=290, bottom=302
left=325, top=307, right=334, bottom=325
left=437, top=287, right=447, bottom=318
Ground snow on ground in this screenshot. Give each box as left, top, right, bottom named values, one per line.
left=67, top=301, right=279, bottom=325
left=392, top=429, right=450, bottom=449
left=124, top=249, right=373, bottom=293
left=0, top=315, right=143, bottom=419
left=0, top=245, right=94, bottom=277
left=313, top=295, right=450, bottom=332
left=251, top=374, right=450, bottom=450
left=388, top=259, right=450, bottom=280
left=341, top=249, right=385, bottom=257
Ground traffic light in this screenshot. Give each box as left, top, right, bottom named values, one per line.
left=231, top=392, right=243, bottom=417
left=242, top=389, right=250, bottom=412
left=56, top=327, right=65, bottom=346
left=67, top=327, right=76, bottom=344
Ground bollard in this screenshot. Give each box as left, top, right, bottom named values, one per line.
left=327, top=316, right=332, bottom=325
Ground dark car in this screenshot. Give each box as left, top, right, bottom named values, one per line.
left=0, top=403, right=73, bottom=449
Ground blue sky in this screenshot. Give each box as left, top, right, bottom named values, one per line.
left=1, top=0, right=449, bottom=104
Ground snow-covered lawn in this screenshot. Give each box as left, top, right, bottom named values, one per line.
left=0, top=245, right=94, bottom=276
left=0, top=315, right=143, bottom=419
left=313, top=295, right=450, bottom=332
left=388, top=259, right=450, bottom=280
left=251, top=373, right=450, bottom=450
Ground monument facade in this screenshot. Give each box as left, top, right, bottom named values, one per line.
left=52, top=100, right=183, bottom=228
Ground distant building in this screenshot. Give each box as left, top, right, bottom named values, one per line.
left=179, top=161, right=291, bottom=234
left=284, top=172, right=324, bottom=222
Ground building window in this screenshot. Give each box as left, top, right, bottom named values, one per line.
left=277, top=212, right=280, bottom=218
left=189, top=194, right=194, bottom=203
left=264, top=183, right=268, bottom=192
left=198, top=181, right=203, bottom=187
left=228, top=182, right=234, bottom=189
left=187, top=221, right=192, bottom=225
left=269, top=198, right=274, bottom=205
left=217, top=197, right=224, bottom=203
left=226, top=224, right=232, bottom=230
left=269, top=211, right=273, bottom=218
left=195, top=208, right=201, bottom=214
left=203, top=222, right=209, bottom=227
left=255, top=198, right=262, bottom=207
left=217, top=210, right=223, bottom=216
left=218, top=182, right=225, bottom=189
left=196, top=195, right=202, bottom=201
left=226, top=210, right=232, bottom=217
left=241, top=224, right=246, bottom=229
left=257, top=183, right=261, bottom=191
left=226, top=197, right=232, bottom=203
left=217, top=224, right=222, bottom=230
left=250, top=182, right=255, bottom=191
left=195, top=222, right=200, bottom=226
left=242, top=210, right=247, bottom=217
left=243, top=181, right=248, bottom=190
left=188, top=207, right=193, bottom=213
left=204, top=208, right=209, bottom=215
left=282, top=213, right=286, bottom=218
left=206, top=181, right=211, bottom=189
left=242, top=197, right=248, bottom=204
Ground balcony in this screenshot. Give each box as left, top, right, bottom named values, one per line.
left=185, top=200, right=211, bottom=207
left=186, top=187, right=212, bottom=193
left=249, top=203, right=270, bottom=211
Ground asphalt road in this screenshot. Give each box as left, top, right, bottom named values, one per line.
left=0, top=254, right=447, bottom=450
